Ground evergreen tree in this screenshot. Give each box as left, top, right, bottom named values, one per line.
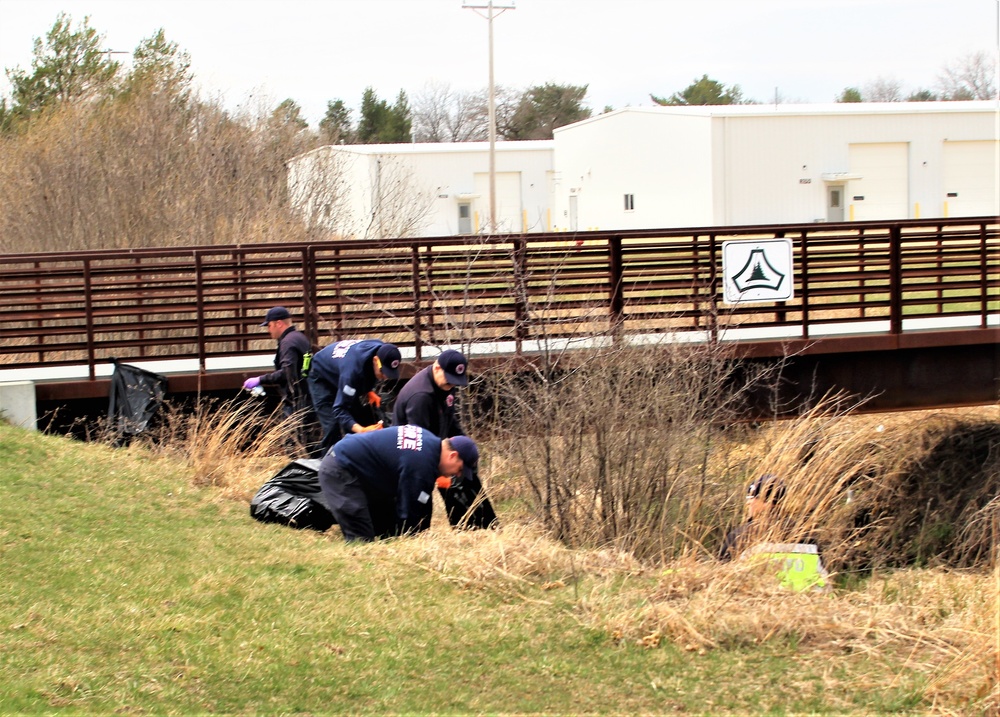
left=271, top=98, right=308, bottom=131
left=122, top=28, right=192, bottom=104
left=836, top=87, right=863, bottom=103
left=357, top=87, right=386, bottom=143
left=387, top=90, right=412, bottom=142
left=504, top=83, right=591, bottom=140
left=357, top=87, right=411, bottom=143
left=651, top=75, right=745, bottom=106
left=5, top=13, right=118, bottom=122
left=320, top=99, right=352, bottom=143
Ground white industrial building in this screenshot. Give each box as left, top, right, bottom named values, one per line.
left=288, top=101, right=998, bottom=237
left=287, top=140, right=554, bottom=238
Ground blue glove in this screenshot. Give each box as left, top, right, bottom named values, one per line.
left=243, top=376, right=261, bottom=391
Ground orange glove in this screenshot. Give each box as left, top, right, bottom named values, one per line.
left=359, top=421, right=383, bottom=433
left=367, top=391, right=381, bottom=408
left=436, top=476, right=452, bottom=490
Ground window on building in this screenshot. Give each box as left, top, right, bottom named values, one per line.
left=624, top=194, right=635, bottom=211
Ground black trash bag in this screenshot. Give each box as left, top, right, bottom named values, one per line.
left=250, top=458, right=335, bottom=532
left=442, top=469, right=498, bottom=530
left=107, top=359, right=168, bottom=445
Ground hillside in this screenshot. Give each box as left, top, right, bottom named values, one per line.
left=0, top=419, right=995, bottom=715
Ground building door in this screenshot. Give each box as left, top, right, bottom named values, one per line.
left=848, top=143, right=909, bottom=220
left=473, top=172, right=522, bottom=233
left=942, top=140, right=999, bottom=217
left=826, top=185, right=845, bottom=222
left=457, top=202, right=472, bottom=234
left=568, top=195, right=579, bottom=231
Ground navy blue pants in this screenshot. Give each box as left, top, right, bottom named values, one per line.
left=318, top=457, right=398, bottom=542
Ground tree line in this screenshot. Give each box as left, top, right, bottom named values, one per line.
left=0, top=13, right=994, bottom=254
left=5, top=15, right=994, bottom=143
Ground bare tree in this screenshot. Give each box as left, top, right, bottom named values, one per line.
left=362, top=155, right=435, bottom=238
left=863, top=76, right=904, bottom=102
left=286, top=146, right=353, bottom=238
left=411, top=81, right=490, bottom=143
left=937, top=50, right=998, bottom=100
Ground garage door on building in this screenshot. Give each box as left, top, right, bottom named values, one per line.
left=848, top=143, right=909, bottom=221
left=943, top=140, right=999, bottom=218
left=474, top=172, right=522, bottom=233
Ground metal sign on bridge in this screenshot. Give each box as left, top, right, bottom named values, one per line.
left=722, top=238, right=794, bottom=304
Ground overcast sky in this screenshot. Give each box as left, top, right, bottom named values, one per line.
left=1, top=0, right=997, bottom=127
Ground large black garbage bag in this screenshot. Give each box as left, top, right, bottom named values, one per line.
left=107, top=360, right=168, bottom=444
left=250, top=458, right=335, bottom=532
left=442, top=470, right=498, bottom=530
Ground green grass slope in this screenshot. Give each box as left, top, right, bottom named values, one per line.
left=0, top=424, right=978, bottom=715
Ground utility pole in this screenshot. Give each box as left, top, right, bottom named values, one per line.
left=463, top=0, right=514, bottom=234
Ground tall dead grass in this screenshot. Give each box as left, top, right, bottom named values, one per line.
left=374, top=512, right=997, bottom=714
left=130, top=397, right=303, bottom=502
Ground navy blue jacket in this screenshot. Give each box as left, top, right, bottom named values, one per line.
left=332, top=425, right=441, bottom=529
left=393, top=364, right=463, bottom=438
left=309, top=339, right=385, bottom=434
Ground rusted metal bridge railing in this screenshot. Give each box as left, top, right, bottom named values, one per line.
left=1, top=217, right=997, bottom=382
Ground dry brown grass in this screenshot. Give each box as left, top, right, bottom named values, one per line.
left=358, top=509, right=998, bottom=714
left=410, top=402, right=997, bottom=714
left=133, top=398, right=301, bottom=502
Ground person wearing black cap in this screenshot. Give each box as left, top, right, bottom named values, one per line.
left=393, top=349, right=497, bottom=529
left=318, top=425, right=479, bottom=542
left=307, top=338, right=402, bottom=454
left=243, top=306, right=313, bottom=419
left=718, top=474, right=787, bottom=561
left=393, top=349, right=469, bottom=439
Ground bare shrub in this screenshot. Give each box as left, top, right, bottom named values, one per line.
left=0, top=86, right=323, bottom=253
left=487, top=336, right=774, bottom=561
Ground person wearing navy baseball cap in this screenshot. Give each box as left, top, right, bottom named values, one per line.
left=436, top=349, right=469, bottom=387
left=393, top=348, right=497, bottom=529
left=243, top=306, right=311, bottom=420
left=318, top=425, right=479, bottom=542
left=394, top=349, right=469, bottom=443
left=308, top=338, right=403, bottom=454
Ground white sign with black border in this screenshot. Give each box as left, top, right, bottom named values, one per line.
left=722, top=238, right=794, bottom=304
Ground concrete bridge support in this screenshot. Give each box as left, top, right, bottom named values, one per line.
left=0, top=381, right=37, bottom=430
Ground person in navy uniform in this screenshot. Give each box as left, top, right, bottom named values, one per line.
left=393, top=349, right=468, bottom=438
left=319, top=425, right=479, bottom=542
left=243, top=306, right=312, bottom=418
left=393, top=349, right=497, bottom=529
left=307, top=339, right=402, bottom=454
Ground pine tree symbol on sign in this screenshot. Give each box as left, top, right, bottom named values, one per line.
left=732, top=247, right=786, bottom=293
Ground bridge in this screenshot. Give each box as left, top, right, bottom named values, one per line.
left=1, top=216, right=997, bottom=426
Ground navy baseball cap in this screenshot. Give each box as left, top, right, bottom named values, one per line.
left=448, top=435, right=479, bottom=479
left=376, top=343, right=402, bottom=379
left=437, top=349, right=469, bottom=386
left=260, top=306, right=291, bottom=326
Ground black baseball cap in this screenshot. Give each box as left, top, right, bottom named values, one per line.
left=376, top=343, right=402, bottom=379
left=437, top=349, right=469, bottom=386
left=747, top=474, right=785, bottom=503
left=260, top=306, right=291, bottom=326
